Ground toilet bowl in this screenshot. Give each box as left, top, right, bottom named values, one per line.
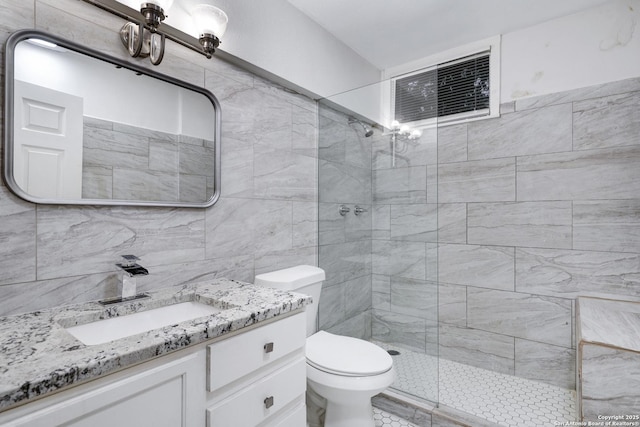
left=306, top=330, right=394, bottom=427
left=254, top=265, right=395, bottom=427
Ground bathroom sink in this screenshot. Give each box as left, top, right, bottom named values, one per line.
left=65, top=301, right=224, bottom=345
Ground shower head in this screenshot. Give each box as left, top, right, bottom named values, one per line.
left=348, top=117, right=374, bottom=137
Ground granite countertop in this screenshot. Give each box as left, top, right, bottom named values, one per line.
left=577, top=296, right=640, bottom=352
left=0, top=279, right=311, bottom=412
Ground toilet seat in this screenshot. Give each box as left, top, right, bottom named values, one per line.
left=306, top=331, right=392, bottom=377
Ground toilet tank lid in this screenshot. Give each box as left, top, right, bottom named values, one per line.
left=254, top=265, right=325, bottom=290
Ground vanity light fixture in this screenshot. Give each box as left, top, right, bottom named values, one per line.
left=114, top=0, right=228, bottom=65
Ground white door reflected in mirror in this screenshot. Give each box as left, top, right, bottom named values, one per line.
left=14, top=80, right=83, bottom=199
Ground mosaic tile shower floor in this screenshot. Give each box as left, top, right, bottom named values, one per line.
left=374, top=408, right=417, bottom=427
left=374, top=341, right=577, bottom=426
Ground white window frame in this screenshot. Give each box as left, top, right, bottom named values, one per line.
left=383, top=35, right=501, bottom=128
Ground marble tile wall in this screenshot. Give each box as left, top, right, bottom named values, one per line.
left=368, top=75, right=640, bottom=391
left=370, top=125, right=440, bottom=360
left=83, top=117, right=215, bottom=202
left=0, top=0, right=318, bottom=316
left=437, top=76, right=640, bottom=390
left=317, top=104, right=374, bottom=340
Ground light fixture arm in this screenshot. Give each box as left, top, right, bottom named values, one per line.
left=126, top=22, right=144, bottom=57
left=149, top=32, right=165, bottom=65
left=120, top=22, right=150, bottom=59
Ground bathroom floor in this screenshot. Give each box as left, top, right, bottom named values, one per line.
left=374, top=407, right=417, bottom=427
left=374, top=341, right=577, bottom=426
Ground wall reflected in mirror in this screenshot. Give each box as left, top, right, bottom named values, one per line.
left=5, top=30, right=220, bottom=207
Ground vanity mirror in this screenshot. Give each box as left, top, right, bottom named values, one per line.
left=3, top=29, right=221, bottom=207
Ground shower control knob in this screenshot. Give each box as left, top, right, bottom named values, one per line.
left=354, top=205, right=368, bottom=216
left=339, top=205, right=350, bottom=216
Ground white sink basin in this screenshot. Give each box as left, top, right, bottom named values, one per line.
left=65, top=301, right=224, bottom=345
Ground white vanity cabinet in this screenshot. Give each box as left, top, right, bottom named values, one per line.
left=0, top=310, right=307, bottom=427
left=0, top=349, right=207, bottom=427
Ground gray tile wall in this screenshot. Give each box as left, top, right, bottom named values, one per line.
left=317, top=104, right=373, bottom=340
left=365, top=75, right=640, bottom=391
left=0, top=0, right=318, bottom=316
left=370, top=125, right=440, bottom=359
left=83, top=117, right=216, bottom=202
left=434, top=76, right=640, bottom=390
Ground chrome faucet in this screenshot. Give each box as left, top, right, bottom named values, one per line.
left=115, top=255, right=149, bottom=299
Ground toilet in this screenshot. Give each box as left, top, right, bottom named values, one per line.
left=254, top=265, right=394, bottom=427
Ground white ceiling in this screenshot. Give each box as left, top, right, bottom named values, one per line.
left=287, top=0, right=612, bottom=70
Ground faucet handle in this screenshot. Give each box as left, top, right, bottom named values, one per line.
left=116, top=255, right=148, bottom=277
left=354, top=205, right=368, bottom=216
left=339, top=205, right=351, bottom=216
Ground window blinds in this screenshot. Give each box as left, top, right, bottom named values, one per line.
left=394, top=52, right=490, bottom=124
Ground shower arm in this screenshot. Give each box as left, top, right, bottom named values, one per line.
left=348, top=117, right=373, bottom=138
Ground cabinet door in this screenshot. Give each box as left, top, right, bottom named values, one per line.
left=4, top=351, right=206, bottom=427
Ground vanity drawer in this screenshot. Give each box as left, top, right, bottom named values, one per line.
left=265, top=402, right=306, bottom=427
left=207, top=311, right=306, bottom=391
left=206, top=357, right=306, bottom=427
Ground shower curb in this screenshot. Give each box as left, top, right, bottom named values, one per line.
left=373, top=393, right=501, bottom=427
left=373, top=393, right=433, bottom=426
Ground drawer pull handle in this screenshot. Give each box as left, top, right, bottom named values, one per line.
left=264, top=396, right=274, bottom=409
left=264, top=342, right=274, bottom=353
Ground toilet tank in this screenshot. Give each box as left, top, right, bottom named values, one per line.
left=254, top=265, right=325, bottom=337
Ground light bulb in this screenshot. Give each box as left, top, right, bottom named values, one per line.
left=399, top=125, right=410, bottom=135
left=391, top=120, right=400, bottom=129
left=191, top=4, right=228, bottom=39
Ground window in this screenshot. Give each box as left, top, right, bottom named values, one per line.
left=393, top=51, right=492, bottom=125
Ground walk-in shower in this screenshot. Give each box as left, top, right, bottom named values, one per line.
left=318, top=77, right=441, bottom=409
left=317, top=76, right=578, bottom=426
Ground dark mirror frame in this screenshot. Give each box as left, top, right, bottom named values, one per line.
left=3, top=29, right=221, bottom=208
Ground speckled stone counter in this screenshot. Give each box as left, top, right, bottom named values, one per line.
left=0, top=279, right=310, bottom=412
left=577, top=297, right=640, bottom=421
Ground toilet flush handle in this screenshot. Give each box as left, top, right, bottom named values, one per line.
left=264, top=342, right=274, bottom=353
